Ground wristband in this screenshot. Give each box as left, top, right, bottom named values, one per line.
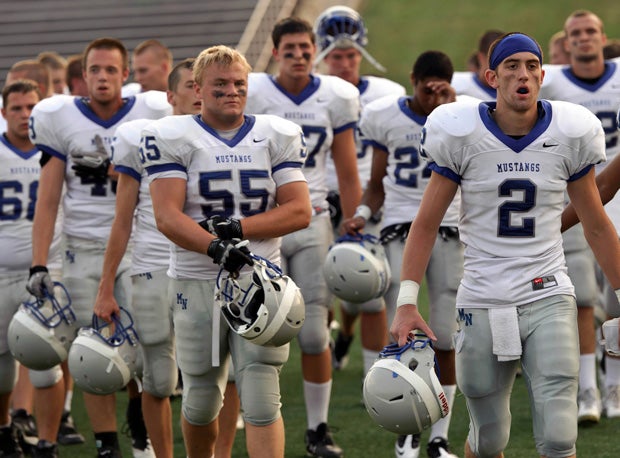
left=354, top=204, right=372, bottom=220
left=396, top=280, right=420, bottom=308
left=615, top=288, right=620, bottom=305
left=29, top=265, right=49, bottom=276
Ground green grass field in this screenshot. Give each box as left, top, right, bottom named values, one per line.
left=53, top=0, right=620, bottom=456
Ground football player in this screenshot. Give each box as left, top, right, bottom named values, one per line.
left=93, top=58, right=199, bottom=458
left=343, top=50, right=462, bottom=458
left=144, top=45, right=311, bottom=458
left=539, top=9, right=620, bottom=423
left=391, top=32, right=620, bottom=458
left=245, top=17, right=362, bottom=458
left=0, top=80, right=64, bottom=458
left=313, top=5, right=406, bottom=378
left=28, top=37, right=171, bottom=458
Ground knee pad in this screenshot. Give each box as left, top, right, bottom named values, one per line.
left=181, top=372, right=225, bottom=426
left=29, top=365, right=63, bottom=388
left=342, top=297, right=385, bottom=315
left=297, top=305, right=329, bottom=354
left=141, top=342, right=178, bottom=398
left=0, top=352, right=17, bottom=393
left=537, top=397, right=577, bottom=457
left=237, top=363, right=281, bottom=426
left=470, top=421, right=510, bottom=458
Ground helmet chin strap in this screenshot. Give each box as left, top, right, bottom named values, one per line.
left=314, top=39, right=387, bottom=73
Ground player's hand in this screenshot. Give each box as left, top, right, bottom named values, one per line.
left=425, top=80, right=456, bottom=105
left=342, top=216, right=366, bottom=235
left=390, top=305, right=437, bottom=346
left=199, top=216, right=243, bottom=240
left=26, top=265, right=54, bottom=299
left=207, top=239, right=254, bottom=275
left=94, top=289, right=121, bottom=324
left=71, top=134, right=110, bottom=179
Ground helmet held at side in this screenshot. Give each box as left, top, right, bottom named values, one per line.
left=68, top=307, right=141, bottom=395
left=8, top=282, right=78, bottom=370
left=363, top=335, right=449, bottom=435
left=217, top=254, right=305, bottom=347
left=323, top=233, right=391, bottom=303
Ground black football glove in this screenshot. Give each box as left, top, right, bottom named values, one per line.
left=71, top=134, right=110, bottom=179
left=207, top=239, right=254, bottom=275
left=199, top=216, right=243, bottom=240
left=26, top=265, right=54, bottom=299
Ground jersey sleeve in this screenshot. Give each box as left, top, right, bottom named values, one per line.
left=359, top=96, right=397, bottom=151
left=29, top=96, right=74, bottom=160
left=260, top=115, right=307, bottom=187
left=325, top=76, right=360, bottom=133
left=141, top=116, right=191, bottom=181
left=112, top=119, right=152, bottom=181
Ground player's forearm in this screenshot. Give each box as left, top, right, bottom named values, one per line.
left=31, top=210, right=57, bottom=266
left=585, top=222, right=620, bottom=289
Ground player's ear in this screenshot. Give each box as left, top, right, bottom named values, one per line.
left=485, top=68, right=498, bottom=88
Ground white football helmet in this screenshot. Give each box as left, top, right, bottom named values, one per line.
left=8, top=282, right=78, bottom=370
left=313, top=5, right=386, bottom=71
left=323, top=233, right=391, bottom=303
left=363, top=335, right=449, bottom=435
left=68, top=308, right=141, bottom=395
left=217, top=254, right=305, bottom=347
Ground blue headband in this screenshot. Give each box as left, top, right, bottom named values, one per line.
left=489, top=33, right=542, bottom=70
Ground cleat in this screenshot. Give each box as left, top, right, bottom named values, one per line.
left=604, top=385, right=620, bottom=418
left=10, top=409, right=38, bottom=453
left=30, top=440, right=58, bottom=458
left=395, top=434, right=420, bottom=458
left=305, top=423, right=343, bottom=458
left=0, top=425, right=24, bottom=458
left=426, top=437, right=458, bottom=458
left=578, top=387, right=602, bottom=424
left=57, top=410, right=85, bottom=445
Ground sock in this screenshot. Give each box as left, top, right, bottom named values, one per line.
left=605, top=356, right=620, bottom=389
left=64, top=390, right=73, bottom=413
left=94, top=431, right=119, bottom=450
left=579, top=353, right=597, bottom=392
left=362, top=348, right=379, bottom=375
left=303, top=380, right=332, bottom=430
left=429, top=384, right=456, bottom=441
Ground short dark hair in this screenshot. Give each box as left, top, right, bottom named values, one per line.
left=168, top=58, right=195, bottom=92
left=412, top=51, right=454, bottom=82
left=479, top=29, right=505, bottom=54
left=272, top=17, right=314, bottom=49
left=2, top=79, right=41, bottom=107
left=83, top=37, right=129, bottom=71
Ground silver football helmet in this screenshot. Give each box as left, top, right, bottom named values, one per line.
left=8, top=282, right=78, bottom=370
left=217, top=254, right=305, bottom=347
left=363, top=335, right=449, bottom=435
left=323, top=233, right=391, bottom=303
left=68, top=307, right=141, bottom=395
left=313, top=5, right=386, bottom=71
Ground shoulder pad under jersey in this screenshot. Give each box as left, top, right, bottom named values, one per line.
left=147, top=115, right=192, bottom=141
left=428, top=100, right=480, bottom=138
left=549, top=100, right=601, bottom=139
left=139, top=90, right=172, bottom=111
left=320, top=74, right=360, bottom=100
left=115, top=118, right=153, bottom=146
left=34, top=94, right=74, bottom=113
left=259, top=114, right=303, bottom=137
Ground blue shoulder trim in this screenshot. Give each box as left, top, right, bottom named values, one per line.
left=114, top=165, right=141, bottom=182
left=145, top=163, right=186, bottom=176
left=428, top=162, right=461, bottom=184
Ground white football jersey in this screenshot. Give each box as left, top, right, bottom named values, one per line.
left=451, top=71, right=497, bottom=100
left=29, top=92, right=171, bottom=241
left=143, top=114, right=307, bottom=280
left=325, top=75, right=406, bottom=191
left=359, top=95, right=460, bottom=228
left=246, top=73, right=359, bottom=211
left=421, top=99, right=605, bottom=308
left=112, top=119, right=169, bottom=275
left=541, top=61, right=620, bottom=235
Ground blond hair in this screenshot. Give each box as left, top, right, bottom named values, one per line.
left=192, top=45, right=251, bottom=85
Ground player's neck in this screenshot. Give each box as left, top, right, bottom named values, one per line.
left=569, top=55, right=606, bottom=79
left=276, top=73, right=311, bottom=96
left=4, top=131, right=34, bottom=151
left=86, top=97, right=125, bottom=121
left=490, top=104, right=538, bottom=136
